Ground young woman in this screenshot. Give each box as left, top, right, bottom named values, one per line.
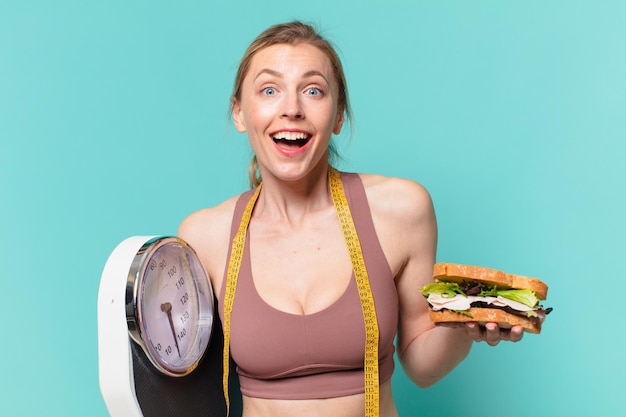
left=179, top=21, right=523, bottom=417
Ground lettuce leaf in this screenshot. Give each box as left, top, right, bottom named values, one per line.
left=452, top=309, right=474, bottom=318
left=420, top=282, right=466, bottom=298
left=477, top=285, right=539, bottom=308
left=496, top=289, right=539, bottom=308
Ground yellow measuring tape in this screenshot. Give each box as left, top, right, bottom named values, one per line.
left=222, top=182, right=261, bottom=416
left=328, top=168, right=380, bottom=417
left=222, top=168, right=380, bottom=417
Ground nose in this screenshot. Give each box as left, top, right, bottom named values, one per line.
left=281, top=93, right=304, bottom=119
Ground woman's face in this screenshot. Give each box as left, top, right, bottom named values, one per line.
left=232, top=43, right=344, bottom=183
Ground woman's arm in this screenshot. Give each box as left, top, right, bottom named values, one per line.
left=364, top=174, right=521, bottom=388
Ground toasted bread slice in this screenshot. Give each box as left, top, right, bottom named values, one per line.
left=429, top=308, right=542, bottom=334
left=433, top=262, right=548, bottom=300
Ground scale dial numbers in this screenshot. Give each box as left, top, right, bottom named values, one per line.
left=127, top=237, right=214, bottom=377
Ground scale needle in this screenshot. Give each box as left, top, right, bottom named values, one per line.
left=161, top=302, right=181, bottom=357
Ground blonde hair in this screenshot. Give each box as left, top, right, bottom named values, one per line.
left=231, top=21, right=352, bottom=188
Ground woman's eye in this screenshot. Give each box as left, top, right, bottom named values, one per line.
left=305, top=87, right=322, bottom=96
left=262, top=87, right=277, bottom=96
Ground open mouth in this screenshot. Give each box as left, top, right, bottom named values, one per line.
left=272, top=131, right=311, bottom=148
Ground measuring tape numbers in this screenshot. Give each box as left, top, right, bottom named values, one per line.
left=328, top=168, right=380, bottom=417
left=222, top=184, right=261, bottom=416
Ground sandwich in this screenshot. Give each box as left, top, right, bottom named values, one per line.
left=420, top=263, right=552, bottom=334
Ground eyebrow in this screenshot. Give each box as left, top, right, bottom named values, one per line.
left=254, top=68, right=330, bottom=84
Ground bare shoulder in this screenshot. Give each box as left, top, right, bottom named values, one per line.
left=358, top=173, right=435, bottom=224
left=178, top=195, right=240, bottom=289
left=357, top=173, right=436, bottom=281
left=178, top=195, right=238, bottom=244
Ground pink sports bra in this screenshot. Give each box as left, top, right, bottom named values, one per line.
left=219, top=172, right=399, bottom=400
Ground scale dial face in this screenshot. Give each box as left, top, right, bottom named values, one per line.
left=126, top=237, right=214, bottom=377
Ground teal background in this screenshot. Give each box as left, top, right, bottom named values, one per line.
left=2, top=1, right=625, bottom=416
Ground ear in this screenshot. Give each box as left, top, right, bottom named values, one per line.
left=232, top=100, right=247, bottom=133
left=332, top=110, right=345, bottom=135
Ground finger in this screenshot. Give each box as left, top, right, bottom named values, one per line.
left=483, top=322, right=501, bottom=346
left=508, top=325, right=524, bottom=342
left=465, top=322, right=484, bottom=341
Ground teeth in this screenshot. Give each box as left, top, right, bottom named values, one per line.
left=273, top=131, right=309, bottom=140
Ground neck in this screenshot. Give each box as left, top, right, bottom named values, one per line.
left=254, top=165, right=336, bottom=226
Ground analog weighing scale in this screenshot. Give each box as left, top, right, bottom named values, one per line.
left=97, top=236, right=241, bottom=417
